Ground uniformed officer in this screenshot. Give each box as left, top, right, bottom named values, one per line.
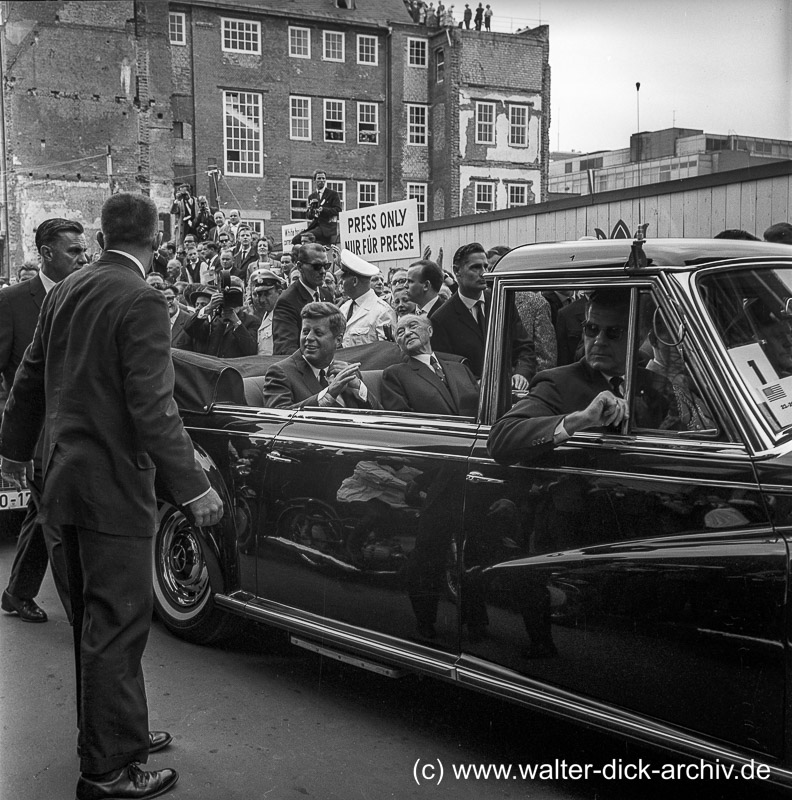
left=337, top=249, right=395, bottom=347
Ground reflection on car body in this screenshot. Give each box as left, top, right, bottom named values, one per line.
left=155, top=238, right=792, bottom=786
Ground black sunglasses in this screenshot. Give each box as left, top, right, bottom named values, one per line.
left=583, top=322, right=627, bottom=341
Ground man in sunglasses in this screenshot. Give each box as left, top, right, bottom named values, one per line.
left=489, top=287, right=670, bottom=461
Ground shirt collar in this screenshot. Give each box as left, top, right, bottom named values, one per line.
left=299, top=279, right=320, bottom=298
left=106, top=249, right=147, bottom=278
left=38, top=270, right=57, bottom=294
left=421, top=295, right=440, bottom=313
left=458, top=291, right=484, bottom=311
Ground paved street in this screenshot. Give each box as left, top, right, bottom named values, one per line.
left=0, top=536, right=785, bottom=800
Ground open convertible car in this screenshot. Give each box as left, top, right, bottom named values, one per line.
left=155, top=238, right=792, bottom=785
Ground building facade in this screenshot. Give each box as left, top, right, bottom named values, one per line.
left=550, top=127, right=792, bottom=197
left=0, top=0, right=550, bottom=272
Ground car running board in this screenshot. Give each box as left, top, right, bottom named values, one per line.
left=290, top=635, right=408, bottom=678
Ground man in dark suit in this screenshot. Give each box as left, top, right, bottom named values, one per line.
left=0, top=193, right=223, bottom=800
left=381, top=314, right=479, bottom=416
left=231, top=225, right=257, bottom=280
left=262, top=301, right=381, bottom=409
left=290, top=169, right=342, bottom=246
left=0, top=218, right=87, bottom=623
left=162, top=283, right=191, bottom=345
left=488, top=287, right=671, bottom=462
left=272, top=243, right=329, bottom=355
left=430, top=242, right=533, bottom=387
left=405, top=258, right=446, bottom=318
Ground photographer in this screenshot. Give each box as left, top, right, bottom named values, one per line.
left=193, top=196, right=216, bottom=242
left=170, top=182, right=198, bottom=246
left=178, top=272, right=259, bottom=358
left=290, top=169, right=342, bottom=246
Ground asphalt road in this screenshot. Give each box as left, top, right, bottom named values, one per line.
left=0, top=536, right=786, bottom=800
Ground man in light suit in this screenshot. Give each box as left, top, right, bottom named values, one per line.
left=291, top=169, right=342, bottom=246
left=0, top=193, right=223, bottom=800
left=381, top=314, right=479, bottom=417
left=337, top=249, right=394, bottom=347
left=488, top=287, right=671, bottom=462
left=0, top=218, right=87, bottom=623
left=272, top=243, right=329, bottom=355
left=262, top=302, right=381, bottom=410
left=430, top=242, right=533, bottom=387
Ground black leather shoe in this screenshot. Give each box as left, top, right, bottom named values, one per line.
left=148, top=730, right=172, bottom=753
left=1, top=590, right=47, bottom=622
left=76, top=762, right=178, bottom=800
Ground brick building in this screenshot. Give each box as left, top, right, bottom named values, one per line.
left=0, top=0, right=550, bottom=273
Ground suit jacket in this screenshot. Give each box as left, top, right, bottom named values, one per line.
left=381, top=355, right=479, bottom=416
left=180, top=308, right=259, bottom=358
left=292, top=187, right=342, bottom=245
left=231, top=247, right=257, bottom=280
left=261, top=351, right=381, bottom=410
left=0, top=252, right=209, bottom=536
left=488, top=358, right=671, bottom=463
left=272, top=281, right=316, bottom=355
left=424, top=294, right=446, bottom=319
left=169, top=306, right=190, bottom=346
left=0, top=274, right=45, bottom=390
left=429, top=290, right=533, bottom=378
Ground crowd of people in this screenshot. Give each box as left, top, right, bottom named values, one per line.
left=404, top=0, right=495, bottom=30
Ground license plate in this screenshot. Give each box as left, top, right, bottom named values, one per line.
left=0, top=487, right=30, bottom=511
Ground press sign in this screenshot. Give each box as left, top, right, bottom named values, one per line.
left=340, top=199, right=420, bottom=262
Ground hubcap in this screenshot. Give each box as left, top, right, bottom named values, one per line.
left=158, top=511, right=209, bottom=610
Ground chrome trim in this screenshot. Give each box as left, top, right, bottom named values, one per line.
left=215, top=594, right=456, bottom=679
left=466, top=471, right=506, bottom=485
left=266, top=451, right=296, bottom=464
left=266, top=436, right=475, bottom=462
left=456, top=660, right=792, bottom=786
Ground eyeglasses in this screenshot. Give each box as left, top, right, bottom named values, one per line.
left=583, top=322, right=627, bottom=341
left=304, top=261, right=328, bottom=271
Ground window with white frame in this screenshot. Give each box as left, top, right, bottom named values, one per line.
left=474, top=182, right=495, bottom=213
left=507, top=184, right=527, bottom=207
left=221, top=18, right=261, bottom=54
left=291, top=178, right=312, bottom=220
left=408, top=38, right=427, bottom=67
left=357, top=34, right=378, bottom=65
left=244, top=219, right=265, bottom=236
left=475, top=102, right=496, bottom=145
left=169, top=12, right=186, bottom=45
left=509, top=104, right=529, bottom=147
left=407, top=182, right=427, bottom=222
left=323, top=31, right=345, bottom=62
left=290, top=96, right=311, bottom=140
left=357, top=102, right=379, bottom=144
left=223, top=91, right=262, bottom=176
left=407, top=104, right=428, bottom=146
left=324, top=99, right=345, bottom=142
left=289, top=26, right=310, bottom=58
left=358, top=182, right=379, bottom=207
left=327, top=180, right=345, bottom=210
left=435, top=48, right=445, bottom=83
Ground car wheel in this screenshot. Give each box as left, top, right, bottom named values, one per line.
left=153, top=502, right=234, bottom=644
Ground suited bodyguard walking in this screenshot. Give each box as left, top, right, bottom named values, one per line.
left=0, top=193, right=223, bottom=800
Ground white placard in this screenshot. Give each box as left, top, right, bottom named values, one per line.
left=281, top=223, right=306, bottom=252
left=339, top=199, right=420, bottom=262
left=727, top=343, right=792, bottom=427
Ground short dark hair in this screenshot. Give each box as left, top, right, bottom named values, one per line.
left=34, top=218, right=85, bottom=252
left=453, top=242, right=486, bottom=269
left=764, top=222, right=792, bottom=244
left=408, top=259, right=443, bottom=292
left=297, top=242, right=327, bottom=265
left=586, top=287, right=631, bottom=316
left=486, top=245, right=510, bottom=258
left=313, top=169, right=327, bottom=179
left=101, top=193, right=158, bottom=249
left=714, top=229, right=761, bottom=241
left=203, top=241, right=220, bottom=254
left=301, top=301, right=346, bottom=338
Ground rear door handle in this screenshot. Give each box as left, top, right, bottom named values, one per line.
left=466, top=471, right=505, bottom=485
left=267, top=451, right=296, bottom=464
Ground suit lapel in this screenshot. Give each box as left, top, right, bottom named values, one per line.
left=410, top=359, right=456, bottom=413
left=452, top=293, right=484, bottom=343
left=293, top=352, right=322, bottom=395
left=28, top=275, right=46, bottom=309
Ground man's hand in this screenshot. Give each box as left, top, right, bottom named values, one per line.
left=564, top=390, right=628, bottom=435
left=511, top=374, right=530, bottom=392
left=0, top=457, right=33, bottom=490
left=326, top=361, right=362, bottom=397
left=186, top=488, right=224, bottom=527
left=221, top=306, right=241, bottom=326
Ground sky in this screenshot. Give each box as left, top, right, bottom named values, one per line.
left=491, top=0, right=791, bottom=154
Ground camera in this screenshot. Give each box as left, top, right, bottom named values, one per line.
left=218, top=268, right=244, bottom=311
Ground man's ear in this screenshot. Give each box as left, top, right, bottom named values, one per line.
left=96, top=231, right=105, bottom=251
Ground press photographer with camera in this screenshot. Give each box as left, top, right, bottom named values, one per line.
left=290, top=169, right=342, bottom=246
left=177, top=269, right=259, bottom=358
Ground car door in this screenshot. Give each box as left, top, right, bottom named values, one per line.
left=253, top=406, right=478, bottom=660
left=457, top=277, right=787, bottom=758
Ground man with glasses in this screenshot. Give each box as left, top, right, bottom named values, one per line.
left=489, top=287, right=671, bottom=461
left=272, top=243, right=329, bottom=355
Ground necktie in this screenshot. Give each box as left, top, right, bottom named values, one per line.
left=475, top=300, right=486, bottom=335
left=318, top=369, right=329, bottom=388
left=313, top=291, right=320, bottom=302
left=609, top=376, right=624, bottom=397
left=346, top=300, right=356, bottom=321
left=430, top=354, right=447, bottom=384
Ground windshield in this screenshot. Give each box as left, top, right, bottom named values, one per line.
left=698, top=266, right=792, bottom=434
